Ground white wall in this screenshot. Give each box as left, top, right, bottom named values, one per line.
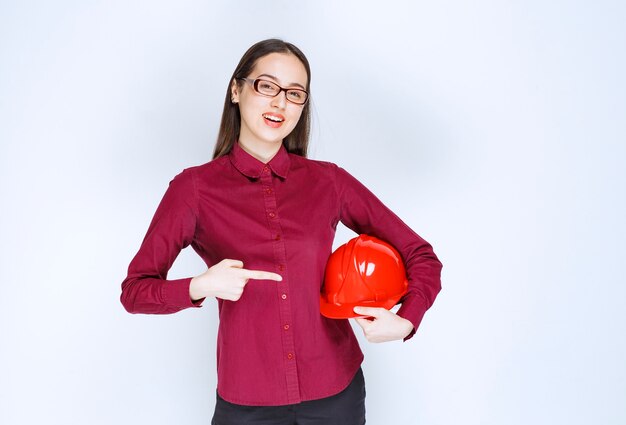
left=1, top=1, right=624, bottom=424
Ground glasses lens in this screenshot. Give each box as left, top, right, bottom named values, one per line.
left=286, top=90, right=308, bottom=105
left=255, top=80, right=280, bottom=96
left=251, top=79, right=308, bottom=105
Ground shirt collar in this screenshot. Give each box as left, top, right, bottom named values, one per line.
left=229, top=140, right=290, bottom=180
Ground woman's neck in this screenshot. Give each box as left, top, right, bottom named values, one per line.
left=238, top=139, right=282, bottom=163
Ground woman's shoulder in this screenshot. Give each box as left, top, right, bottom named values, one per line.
left=160, top=157, right=229, bottom=194
left=289, top=154, right=360, bottom=185
left=177, top=156, right=230, bottom=178
left=289, top=153, right=340, bottom=174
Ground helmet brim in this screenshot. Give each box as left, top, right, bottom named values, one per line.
left=319, top=297, right=398, bottom=319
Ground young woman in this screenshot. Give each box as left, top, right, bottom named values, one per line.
left=121, top=39, right=442, bottom=425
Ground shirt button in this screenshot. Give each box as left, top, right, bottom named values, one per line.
left=278, top=265, right=285, bottom=271
left=283, top=324, right=290, bottom=330
left=287, top=353, right=294, bottom=360
left=265, top=188, right=272, bottom=194
left=263, top=166, right=269, bottom=173
left=275, top=234, right=281, bottom=240
left=281, top=294, right=287, bottom=300
left=268, top=212, right=276, bottom=218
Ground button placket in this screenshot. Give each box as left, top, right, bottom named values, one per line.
left=260, top=170, right=301, bottom=403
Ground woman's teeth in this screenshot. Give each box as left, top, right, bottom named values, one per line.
left=263, top=114, right=284, bottom=122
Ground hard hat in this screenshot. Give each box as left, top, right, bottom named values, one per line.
left=320, top=234, right=408, bottom=319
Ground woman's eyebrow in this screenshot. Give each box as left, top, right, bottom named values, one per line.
left=256, top=73, right=306, bottom=90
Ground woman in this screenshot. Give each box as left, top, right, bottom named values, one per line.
left=120, top=38, right=442, bottom=425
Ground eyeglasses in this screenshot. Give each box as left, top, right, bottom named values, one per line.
left=237, top=78, right=309, bottom=105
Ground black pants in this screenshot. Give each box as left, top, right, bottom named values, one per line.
left=211, top=368, right=366, bottom=425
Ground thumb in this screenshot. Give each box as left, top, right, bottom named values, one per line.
left=221, top=259, right=244, bottom=268
left=353, top=306, right=383, bottom=318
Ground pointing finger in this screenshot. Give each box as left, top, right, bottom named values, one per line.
left=241, top=269, right=283, bottom=282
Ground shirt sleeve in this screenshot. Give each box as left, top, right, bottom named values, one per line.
left=120, top=168, right=204, bottom=314
left=334, top=165, right=442, bottom=341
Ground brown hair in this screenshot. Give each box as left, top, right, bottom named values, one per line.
left=212, top=39, right=312, bottom=159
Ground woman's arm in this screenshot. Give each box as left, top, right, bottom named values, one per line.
left=334, top=165, right=443, bottom=341
left=120, top=168, right=283, bottom=314
left=120, top=168, right=201, bottom=314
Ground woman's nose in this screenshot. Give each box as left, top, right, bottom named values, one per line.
left=270, top=90, right=287, bottom=109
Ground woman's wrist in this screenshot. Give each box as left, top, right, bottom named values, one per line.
left=189, top=276, right=206, bottom=301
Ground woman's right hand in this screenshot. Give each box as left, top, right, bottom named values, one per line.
left=189, top=259, right=282, bottom=301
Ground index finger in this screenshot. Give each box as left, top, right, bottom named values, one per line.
left=241, top=269, right=283, bottom=282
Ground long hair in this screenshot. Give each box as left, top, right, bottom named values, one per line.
left=212, top=39, right=312, bottom=159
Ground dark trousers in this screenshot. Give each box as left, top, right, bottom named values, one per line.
left=211, top=368, right=366, bottom=425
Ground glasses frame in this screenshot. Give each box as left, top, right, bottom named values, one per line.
left=237, top=77, right=309, bottom=105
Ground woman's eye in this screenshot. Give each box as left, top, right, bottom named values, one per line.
left=288, top=91, right=302, bottom=99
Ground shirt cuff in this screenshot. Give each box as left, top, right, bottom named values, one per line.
left=396, top=295, right=429, bottom=342
left=162, top=277, right=204, bottom=309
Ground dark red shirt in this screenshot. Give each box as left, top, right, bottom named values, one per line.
left=120, top=141, right=442, bottom=406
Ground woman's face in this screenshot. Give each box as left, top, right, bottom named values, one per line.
left=232, top=52, right=308, bottom=150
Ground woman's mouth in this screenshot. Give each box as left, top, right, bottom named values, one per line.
left=263, top=113, right=285, bottom=128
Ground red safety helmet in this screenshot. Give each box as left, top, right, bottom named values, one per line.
left=320, top=234, right=408, bottom=319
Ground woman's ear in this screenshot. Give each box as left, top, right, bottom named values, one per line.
left=230, top=80, right=239, bottom=104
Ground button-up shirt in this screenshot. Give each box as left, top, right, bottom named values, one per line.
left=120, top=141, right=442, bottom=406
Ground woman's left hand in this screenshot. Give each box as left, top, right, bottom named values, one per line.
left=352, top=307, right=414, bottom=343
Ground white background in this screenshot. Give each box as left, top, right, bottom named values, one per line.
left=1, top=1, right=625, bottom=424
